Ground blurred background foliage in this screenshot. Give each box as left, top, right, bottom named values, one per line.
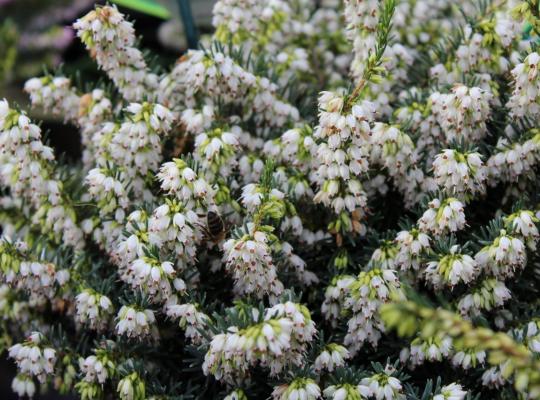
left=0, top=0, right=214, bottom=115
left=0, top=0, right=214, bottom=163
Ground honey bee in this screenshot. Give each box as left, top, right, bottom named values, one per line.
left=200, top=210, right=228, bottom=245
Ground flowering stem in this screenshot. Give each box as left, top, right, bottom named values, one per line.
left=345, top=0, right=396, bottom=111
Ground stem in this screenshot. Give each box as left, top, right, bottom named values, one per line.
left=345, top=0, right=396, bottom=111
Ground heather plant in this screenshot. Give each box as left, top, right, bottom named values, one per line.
left=2, top=0, right=540, bottom=399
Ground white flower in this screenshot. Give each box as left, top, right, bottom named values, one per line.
left=344, top=269, right=404, bottom=353
left=157, top=159, right=214, bottom=209
left=240, top=183, right=264, bottom=211
left=115, top=305, right=157, bottom=340
left=203, top=302, right=315, bottom=383
left=457, top=279, right=511, bottom=317
left=313, top=92, right=373, bottom=223
left=507, top=52, right=540, bottom=118
left=360, top=366, right=405, bottom=400
left=75, top=289, right=114, bottom=331
left=433, top=383, right=467, bottom=400
left=404, top=334, right=452, bottom=366
left=164, top=297, right=209, bottom=344
left=323, top=383, right=371, bottom=400
left=504, top=210, right=539, bottom=250
left=116, top=372, right=145, bottom=400
left=11, top=375, right=36, bottom=398
left=433, top=149, right=486, bottom=198
left=481, top=365, right=507, bottom=388
left=74, top=5, right=158, bottom=101
left=425, top=245, right=477, bottom=288
left=0, top=101, right=84, bottom=249
left=223, top=226, right=284, bottom=301
left=475, top=230, right=526, bottom=278
left=395, top=229, right=431, bottom=270
left=79, top=354, right=114, bottom=384
left=430, top=85, right=492, bottom=143
left=272, top=378, right=321, bottom=400
left=125, top=257, right=179, bottom=302
left=314, top=343, right=349, bottom=373
left=24, top=76, right=80, bottom=122
left=8, top=333, right=56, bottom=383
left=322, top=275, right=355, bottom=326
left=418, top=198, right=466, bottom=236
left=451, top=349, right=486, bottom=370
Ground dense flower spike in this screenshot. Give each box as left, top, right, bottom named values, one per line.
left=3, top=0, right=540, bottom=398
left=110, top=103, right=175, bottom=179
left=24, top=76, right=80, bottom=122
left=223, top=225, right=284, bottom=301
left=159, top=49, right=300, bottom=131
left=272, top=378, right=321, bottom=400
left=344, top=269, right=404, bottom=353
left=313, top=91, right=375, bottom=235
left=323, top=383, right=371, bottom=400
left=425, top=245, right=478, bottom=288
left=75, top=289, right=114, bottom=331
left=475, top=230, right=527, bottom=278
left=117, top=372, right=145, bottom=400
left=78, top=352, right=115, bottom=385
left=314, top=343, right=349, bottom=373
left=394, top=228, right=431, bottom=270
left=0, top=100, right=84, bottom=249
left=157, top=158, right=215, bottom=210
left=115, top=305, right=157, bottom=340
left=418, top=198, right=466, bottom=236
left=73, top=5, right=158, bottom=101
left=322, top=275, right=356, bottom=326
left=430, top=85, right=492, bottom=143
left=359, top=365, right=405, bottom=400
left=457, top=278, right=511, bottom=317
left=24, top=77, right=112, bottom=169
left=203, top=301, right=316, bottom=383
left=508, top=52, right=540, bottom=118
left=432, top=149, right=486, bottom=199
left=9, top=332, right=56, bottom=383
left=401, top=333, right=452, bottom=367
left=164, top=296, right=210, bottom=344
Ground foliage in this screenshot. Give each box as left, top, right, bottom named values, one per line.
left=1, top=0, right=540, bottom=399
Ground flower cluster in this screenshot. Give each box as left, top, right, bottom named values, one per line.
left=418, top=197, right=466, bottom=236
left=3, top=0, right=540, bottom=399
left=9, top=332, right=56, bottom=384
left=344, top=268, right=404, bottom=353
left=430, top=85, right=492, bottom=143
left=164, top=296, right=210, bottom=344
left=223, top=225, right=284, bottom=301
left=74, top=5, right=158, bottom=101
left=508, top=52, right=540, bottom=118
left=272, top=378, right=321, bottom=400
left=0, top=100, right=84, bottom=249
left=313, top=91, right=375, bottom=235
left=432, top=149, right=486, bottom=199
left=203, top=301, right=316, bottom=383
left=115, top=305, right=157, bottom=340
left=75, top=288, right=114, bottom=331
left=425, top=245, right=478, bottom=289
left=313, top=343, right=350, bottom=373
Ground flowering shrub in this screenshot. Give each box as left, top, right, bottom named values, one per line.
left=2, top=0, right=540, bottom=399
